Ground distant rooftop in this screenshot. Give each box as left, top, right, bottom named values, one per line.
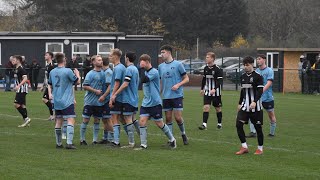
left=257, top=48, right=320, bottom=52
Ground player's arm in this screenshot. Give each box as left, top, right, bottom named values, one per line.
left=15, top=70, right=28, bottom=91
left=200, top=75, right=206, bottom=95
left=48, top=74, right=53, bottom=99
left=238, top=89, right=244, bottom=111
left=113, top=70, right=132, bottom=98
left=263, top=80, right=273, bottom=93
left=99, top=84, right=111, bottom=102
left=83, top=85, right=102, bottom=95
left=250, top=75, right=264, bottom=109
left=73, top=68, right=81, bottom=85
left=172, top=63, right=189, bottom=90
left=110, top=80, right=121, bottom=101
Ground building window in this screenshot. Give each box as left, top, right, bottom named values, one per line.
left=97, top=43, right=114, bottom=57
left=267, top=52, right=279, bottom=71
left=46, top=42, right=64, bottom=54
left=72, top=42, right=89, bottom=62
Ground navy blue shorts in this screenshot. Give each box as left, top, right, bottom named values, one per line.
left=102, top=103, right=111, bottom=119
left=262, top=101, right=274, bottom=112
left=162, top=97, right=183, bottom=111
left=55, top=104, right=76, bottom=119
left=82, top=105, right=103, bottom=119
left=122, top=103, right=137, bottom=116
left=110, top=101, right=123, bottom=115
left=140, top=105, right=163, bottom=121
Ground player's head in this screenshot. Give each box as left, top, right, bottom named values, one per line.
left=109, top=48, right=122, bottom=63
left=206, top=52, right=216, bottom=64
left=12, top=55, right=23, bottom=65
left=256, top=54, right=266, bottom=67
left=72, top=55, right=77, bottom=61
left=45, top=52, right=54, bottom=61
left=139, top=54, right=152, bottom=69
left=242, top=56, right=254, bottom=73
left=125, top=52, right=136, bottom=65
left=102, top=56, right=109, bottom=67
left=86, top=55, right=91, bottom=60
left=55, top=53, right=66, bottom=65
left=91, top=55, right=103, bottom=68
left=160, top=45, right=173, bottom=61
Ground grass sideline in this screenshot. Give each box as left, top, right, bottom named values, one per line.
left=0, top=90, right=320, bottom=179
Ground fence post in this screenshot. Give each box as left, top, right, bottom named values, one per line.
left=235, top=68, right=238, bottom=91
left=189, top=56, right=192, bottom=74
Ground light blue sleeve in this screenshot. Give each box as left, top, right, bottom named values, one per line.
left=147, top=69, right=158, bottom=81
left=83, top=72, right=91, bottom=86
left=267, top=68, right=274, bottom=81
left=158, top=65, right=162, bottom=79
left=114, top=67, right=122, bottom=81
left=67, top=69, right=78, bottom=84
left=125, top=67, right=133, bottom=79
left=177, top=62, right=187, bottom=76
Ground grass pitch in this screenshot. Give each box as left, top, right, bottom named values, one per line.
left=0, top=90, right=320, bottom=179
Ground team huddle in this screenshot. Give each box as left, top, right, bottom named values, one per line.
left=11, top=45, right=277, bottom=154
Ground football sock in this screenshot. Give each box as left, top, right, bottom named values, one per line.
left=93, top=122, right=100, bottom=142
left=16, top=106, right=26, bottom=119
left=236, top=121, right=246, bottom=143
left=103, top=130, right=108, bottom=140
left=166, top=122, right=173, bottom=134
left=178, top=120, right=186, bottom=135
left=249, top=120, right=256, bottom=133
left=55, top=128, right=62, bottom=146
left=258, top=146, right=263, bottom=151
left=133, top=119, right=140, bottom=135
left=254, top=124, right=264, bottom=146
left=113, top=124, right=121, bottom=144
left=241, top=142, right=248, bottom=149
left=140, top=126, right=147, bottom=147
left=63, top=119, right=67, bottom=135
left=270, top=122, right=276, bottom=135
left=67, top=124, right=74, bottom=145
left=126, top=123, right=135, bottom=145
left=107, top=131, right=114, bottom=142
left=80, top=122, right=88, bottom=141
left=203, top=112, right=209, bottom=124
left=45, top=101, right=53, bottom=116
left=161, top=124, right=174, bottom=142
left=122, top=123, right=128, bottom=135
left=217, top=112, right=222, bottom=124
left=22, top=108, right=28, bottom=119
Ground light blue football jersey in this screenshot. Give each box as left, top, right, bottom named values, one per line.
left=142, top=68, right=162, bottom=107
left=256, top=67, right=274, bottom=102
left=104, top=67, right=113, bottom=103
left=123, top=65, right=139, bottom=107
left=83, top=70, right=105, bottom=106
left=48, top=67, right=78, bottom=110
left=158, top=60, right=187, bottom=99
left=110, top=63, right=126, bottom=103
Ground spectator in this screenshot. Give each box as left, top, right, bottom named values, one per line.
left=4, top=56, right=14, bottom=91
left=298, top=55, right=304, bottom=85
left=83, top=55, right=92, bottom=79
left=302, top=55, right=312, bottom=94
left=67, top=55, right=80, bottom=90
left=311, top=55, right=320, bottom=95
left=30, top=59, right=41, bottom=91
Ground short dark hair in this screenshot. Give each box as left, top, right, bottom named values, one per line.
left=55, top=53, right=65, bottom=64
left=243, top=56, right=254, bottom=65
left=46, top=52, right=54, bottom=58
left=125, top=52, right=136, bottom=63
left=160, top=45, right=173, bottom=54
left=13, top=55, right=23, bottom=62
left=102, top=57, right=109, bottom=66
left=139, top=54, right=151, bottom=63
left=257, top=54, right=266, bottom=60
left=207, top=52, right=216, bottom=59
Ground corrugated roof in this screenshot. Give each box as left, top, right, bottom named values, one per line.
left=257, top=48, right=320, bottom=52
left=0, top=31, right=126, bottom=36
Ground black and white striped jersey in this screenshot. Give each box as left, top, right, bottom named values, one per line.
left=44, top=62, right=55, bottom=87
left=14, top=65, right=28, bottom=93
left=239, top=71, right=264, bottom=112
left=201, top=65, right=223, bottom=97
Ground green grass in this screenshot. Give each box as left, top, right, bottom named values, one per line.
left=0, top=90, right=320, bottom=179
